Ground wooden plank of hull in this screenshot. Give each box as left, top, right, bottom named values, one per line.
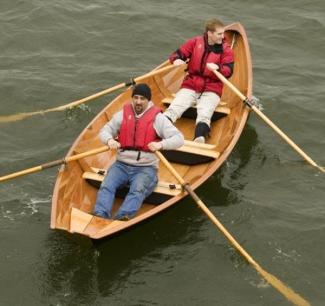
left=51, top=22, right=253, bottom=239
left=83, top=217, right=124, bottom=238
left=70, top=207, right=93, bottom=234
left=69, top=207, right=125, bottom=238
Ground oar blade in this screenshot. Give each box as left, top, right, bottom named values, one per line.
left=257, top=266, right=311, bottom=306
left=0, top=112, right=38, bottom=123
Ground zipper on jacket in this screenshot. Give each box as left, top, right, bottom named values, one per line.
left=134, top=119, right=141, bottom=160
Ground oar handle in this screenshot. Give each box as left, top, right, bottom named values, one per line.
left=0, top=146, right=109, bottom=183
left=212, top=69, right=324, bottom=173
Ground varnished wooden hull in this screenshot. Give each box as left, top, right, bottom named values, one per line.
left=51, top=23, right=252, bottom=239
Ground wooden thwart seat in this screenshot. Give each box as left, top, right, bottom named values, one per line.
left=163, top=140, right=220, bottom=165
left=180, top=140, right=219, bottom=158
left=162, top=96, right=230, bottom=121
left=82, top=168, right=182, bottom=205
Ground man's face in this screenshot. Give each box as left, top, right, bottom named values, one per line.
left=208, top=26, right=225, bottom=44
left=132, top=95, right=149, bottom=114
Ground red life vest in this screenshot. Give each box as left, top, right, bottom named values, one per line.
left=170, top=34, right=234, bottom=96
left=118, top=104, right=162, bottom=152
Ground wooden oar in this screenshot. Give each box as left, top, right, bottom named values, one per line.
left=0, top=146, right=109, bottom=183
left=212, top=69, right=324, bottom=173
left=0, top=64, right=178, bottom=123
left=155, top=151, right=310, bottom=306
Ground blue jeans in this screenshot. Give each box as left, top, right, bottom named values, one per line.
left=93, top=161, right=158, bottom=220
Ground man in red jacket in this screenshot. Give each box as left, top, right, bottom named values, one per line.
left=164, top=18, right=234, bottom=143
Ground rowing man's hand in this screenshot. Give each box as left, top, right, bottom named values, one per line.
left=148, top=142, right=163, bottom=152
left=206, top=62, right=219, bottom=71
left=173, top=59, right=186, bottom=66
left=107, top=139, right=121, bottom=150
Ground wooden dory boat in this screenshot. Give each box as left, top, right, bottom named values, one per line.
left=51, top=23, right=252, bottom=239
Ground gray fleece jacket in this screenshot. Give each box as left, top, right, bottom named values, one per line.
left=99, top=102, right=184, bottom=168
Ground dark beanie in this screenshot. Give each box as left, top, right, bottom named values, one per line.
left=132, top=83, right=151, bottom=101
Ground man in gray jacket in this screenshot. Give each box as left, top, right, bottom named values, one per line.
left=93, top=83, right=184, bottom=220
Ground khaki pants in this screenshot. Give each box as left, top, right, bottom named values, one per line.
left=164, top=88, right=220, bottom=126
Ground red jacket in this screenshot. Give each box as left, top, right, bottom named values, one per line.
left=169, top=34, right=234, bottom=96
left=118, top=104, right=161, bottom=152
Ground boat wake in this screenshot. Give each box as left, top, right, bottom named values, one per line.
left=1, top=196, right=51, bottom=221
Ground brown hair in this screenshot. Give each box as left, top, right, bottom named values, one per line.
left=205, top=18, right=224, bottom=32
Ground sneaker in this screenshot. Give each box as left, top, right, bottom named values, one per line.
left=193, top=136, right=205, bottom=143
left=92, top=211, right=110, bottom=219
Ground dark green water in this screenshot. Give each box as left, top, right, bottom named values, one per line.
left=0, top=1, right=324, bottom=305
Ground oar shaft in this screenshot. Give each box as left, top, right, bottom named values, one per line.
left=65, top=146, right=109, bottom=162
left=0, top=165, right=51, bottom=182
left=213, top=69, right=324, bottom=173
left=157, top=151, right=186, bottom=185
left=155, top=151, right=310, bottom=306
left=0, top=146, right=109, bottom=183
left=0, top=63, right=179, bottom=123
left=250, top=105, right=321, bottom=168
left=156, top=151, right=257, bottom=264
left=214, top=70, right=247, bottom=101
left=46, top=64, right=177, bottom=112
left=183, top=184, right=257, bottom=266
left=52, top=83, right=127, bottom=111
left=135, top=64, right=178, bottom=83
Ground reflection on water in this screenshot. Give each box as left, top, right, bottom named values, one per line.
left=39, top=232, right=97, bottom=305
left=202, top=123, right=260, bottom=207
left=229, top=124, right=260, bottom=176
left=39, top=200, right=214, bottom=305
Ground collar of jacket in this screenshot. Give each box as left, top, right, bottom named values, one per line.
left=203, top=33, right=224, bottom=54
